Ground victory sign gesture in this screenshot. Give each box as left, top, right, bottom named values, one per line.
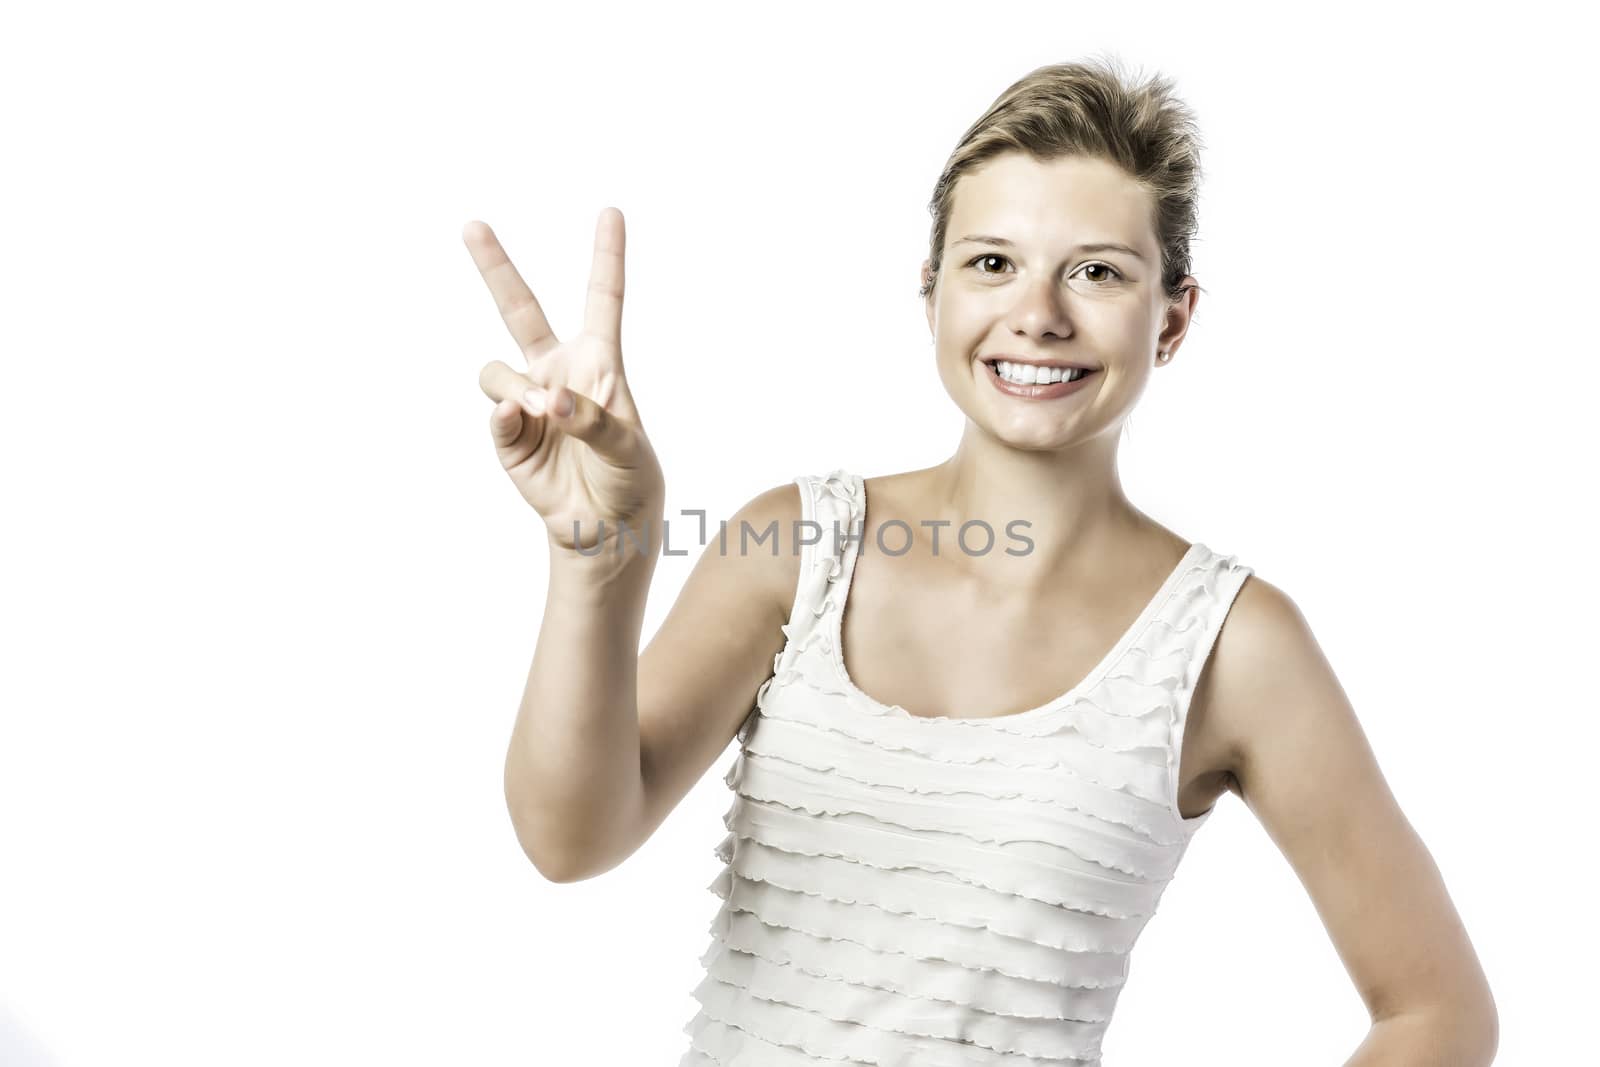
left=466, top=209, right=665, bottom=563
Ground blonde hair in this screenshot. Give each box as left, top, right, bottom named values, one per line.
left=920, top=53, right=1206, bottom=307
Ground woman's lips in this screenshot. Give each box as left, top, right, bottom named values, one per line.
left=981, top=360, right=1099, bottom=399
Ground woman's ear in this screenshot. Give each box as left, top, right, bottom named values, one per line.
left=920, top=260, right=935, bottom=335
left=1158, top=274, right=1201, bottom=358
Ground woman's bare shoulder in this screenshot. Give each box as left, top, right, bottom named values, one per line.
left=717, top=477, right=807, bottom=621
left=1200, top=570, right=1332, bottom=772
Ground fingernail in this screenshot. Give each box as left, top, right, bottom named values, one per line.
left=551, top=389, right=573, bottom=417
left=521, top=387, right=546, bottom=415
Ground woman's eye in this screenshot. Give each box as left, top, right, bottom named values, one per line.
left=1077, top=262, right=1123, bottom=284
left=969, top=253, right=1012, bottom=276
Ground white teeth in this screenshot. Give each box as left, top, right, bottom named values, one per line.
left=993, top=360, right=1083, bottom=385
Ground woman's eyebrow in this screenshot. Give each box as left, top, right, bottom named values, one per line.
left=953, top=234, right=1145, bottom=260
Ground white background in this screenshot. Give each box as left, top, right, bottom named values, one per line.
left=3, top=2, right=1594, bottom=1063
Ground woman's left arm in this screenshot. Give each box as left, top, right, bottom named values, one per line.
left=1201, top=575, right=1498, bottom=1066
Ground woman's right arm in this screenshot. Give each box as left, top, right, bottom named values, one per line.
left=504, top=481, right=800, bottom=883
left=462, top=211, right=800, bottom=882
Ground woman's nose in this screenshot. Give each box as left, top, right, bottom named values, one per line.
left=1008, top=277, right=1072, bottom=338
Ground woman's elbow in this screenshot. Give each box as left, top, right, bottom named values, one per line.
left=1463, top=989, right=1499, bottom=1066
left=1421, top=986, right=1499, bottom=1066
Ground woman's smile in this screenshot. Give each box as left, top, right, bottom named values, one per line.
left=978, top=357, right=1101, bottom=400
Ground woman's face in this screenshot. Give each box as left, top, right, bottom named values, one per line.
left=923, top=152, right=1196, bottom=452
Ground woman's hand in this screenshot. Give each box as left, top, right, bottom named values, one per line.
left=465, top=209, right=665, bottom=562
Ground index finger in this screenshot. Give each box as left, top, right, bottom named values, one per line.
left=461, top=220, right=559, bottom=362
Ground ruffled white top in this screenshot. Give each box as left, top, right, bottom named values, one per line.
left=679, top=469, right=1254, bottom=1066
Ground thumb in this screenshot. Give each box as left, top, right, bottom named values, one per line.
left=541, top=383, right=636, bottom=462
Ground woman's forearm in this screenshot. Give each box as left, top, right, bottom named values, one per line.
left=502, top=539, right=658, bottom=882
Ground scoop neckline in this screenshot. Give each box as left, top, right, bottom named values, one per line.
left=825, top=473, right=1205, bottom=726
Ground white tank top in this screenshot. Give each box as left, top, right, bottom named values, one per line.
left=678, top=469, right=1254, bottom=1066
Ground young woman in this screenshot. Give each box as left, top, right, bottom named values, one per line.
left=466, top=57, right=1496, bottom=1067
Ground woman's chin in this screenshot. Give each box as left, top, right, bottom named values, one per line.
left=974, top=411, right=1088, bottom=451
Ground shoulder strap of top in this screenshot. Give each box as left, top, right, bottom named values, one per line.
left=1149, top=547, right=1254, bottom=830
left=738, top=470, right=860, bottom=744
left=787, top=468, right=860, bottom=622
